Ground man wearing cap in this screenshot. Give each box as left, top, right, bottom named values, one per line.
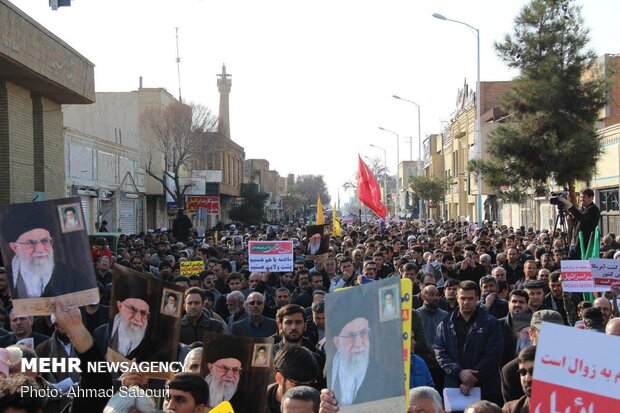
left=500, top=309, right=563, bottom=403
left=523, top=279, right=547, bottom=313
left=2, top=207, right=93, bottom=299
left=204, top=336, right=248, bottom=411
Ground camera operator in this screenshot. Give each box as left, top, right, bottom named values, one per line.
left=558, top=188, right=600, bottom=259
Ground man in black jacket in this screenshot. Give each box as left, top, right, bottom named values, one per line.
left=180, top=287, right=224, bottom=345
left=559, top=188, right=601, bottom=259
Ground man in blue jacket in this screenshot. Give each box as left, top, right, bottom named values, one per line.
left=434, top=280, right=504, bottom=406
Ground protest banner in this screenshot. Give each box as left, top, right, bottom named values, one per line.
left=325, top=277, right=406, bottom=412
left=531, top=322, right=620, bottom=411
left=560, top=260, right=608, bottom=292
left=589, top=258, right=620, bottom=287
left=107, top=265, right=184, bottom=379
left=201, top=331, right=273, bottom=412
left=248, top=241, right=293, bottom=272
left=180, top=260, right=204, bottom=276
left=0, top=197, right=99, bottom=316
left=185, top=195, right=220, bottom=214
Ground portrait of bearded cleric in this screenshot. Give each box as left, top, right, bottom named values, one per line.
left=325, top=277, right=405, bottom=410
left=0, top=197, right=98, bottom=316
left=305, top=225, right=329, bottom=257
left=100, top=265, right=183, bottom=375
left=201, top=332, right=272, bottom=412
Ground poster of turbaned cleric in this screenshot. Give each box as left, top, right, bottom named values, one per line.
left=0, top=197, right=99, bottom=316
left=325, top=277, right=406, bottom=412
left=305, top=224, right=329, bottom=258
left=201, top=331, right=273, bottom=412
left=107, top=265, right=184, bottom=379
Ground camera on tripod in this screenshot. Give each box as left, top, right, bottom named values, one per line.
left=549, top=190, right=569, bottom=208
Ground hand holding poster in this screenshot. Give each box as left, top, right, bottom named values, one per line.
left=0, top=197, right=99, bottom=316
left=531, top=322, right=620, bottom=411
left=248, top=241, right=293, bottom=272
left=325, top=277, right=406, bottom=412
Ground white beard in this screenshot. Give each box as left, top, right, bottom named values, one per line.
left=114, top=313, right=147, bottom=356
left=308, top=240, right=321, bottom=255
left=332, top=345, right=370, bottom=405
left=13, top=250, right=54, bottom=297
left=206, top=372, right=239, bottom=405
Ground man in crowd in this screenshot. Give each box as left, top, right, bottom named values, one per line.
left=435, top=280, right=504, bottom=406
left=502, top=248, right=524, bottom=288
left=606, top=317, right=620, bottom=335
left=0, top=310, right=49, bottom=348
left=416, top=284, right=448, bottom=392
left=282, top=386, right=321, bottom=413
left=163, top=372, right=210, bottom=413
left=559, top=188, right=601, bottom=259
left=543, top=271, right=578, bottom=326
left=502, top=346, right=536, bottom=413
left=499, top=290, right=529, bottom=366
left=266, top=345, right=320, bottom=413
left=593, top=297, right=613, bottom=326
left=479, top=276, right=508, bottom=319
left=231, top=292, right=277, bottom=338
left=501, top=309, right=563, bottom=403
left=226, top=290, right=248, bottom=333
left=180, top=287, right=224, bottom=345
left=523, top=280, right=547, bottom=313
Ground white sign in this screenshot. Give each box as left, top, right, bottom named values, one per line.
left=248, top=241, right=294, bottom=272
left=193, top=169, right=223, bottom=183
left=531, top=322, right=620, bottom=411
left=589, top=258, right=620, bottom=287
left=560, top=260, right=607, bottom=292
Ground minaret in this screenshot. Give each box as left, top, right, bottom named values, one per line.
left=217, top=63, right=232, bottom=138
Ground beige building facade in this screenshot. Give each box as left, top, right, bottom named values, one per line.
left=0, top=0, right=94, bottom=205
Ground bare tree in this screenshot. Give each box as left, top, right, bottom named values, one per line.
left=141, top=101, right=218, bottom=209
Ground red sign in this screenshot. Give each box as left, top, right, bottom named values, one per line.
left=186, top=196, right=219, bottom=214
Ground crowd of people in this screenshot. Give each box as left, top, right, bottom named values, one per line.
left=1, top=190, right=620, bottom=413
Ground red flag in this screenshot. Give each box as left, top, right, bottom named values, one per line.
left=357, top=155, right=387, bottom=219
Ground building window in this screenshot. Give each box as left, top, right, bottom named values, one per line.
left=599, top=188, right=619, bottom=212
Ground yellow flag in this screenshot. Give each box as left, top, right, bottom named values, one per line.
left=332, top=207, right=342, bottom=237
left=316, top=194, right=325, bottom=225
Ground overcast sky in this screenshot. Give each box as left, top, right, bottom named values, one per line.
left=11, top=0, right=619, bottom=205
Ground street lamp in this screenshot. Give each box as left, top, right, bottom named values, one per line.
left=378, top=127, right=400, bottom=218
left=369, top=144, right=388, bottom=206
left=393, top=95, right=424, bottom=220
left=433, top=12, right=483, bottom=226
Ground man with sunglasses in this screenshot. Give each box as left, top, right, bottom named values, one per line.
left=231, top=292, right=277, bottom=338
left=502, top=346, right=536, bottom=413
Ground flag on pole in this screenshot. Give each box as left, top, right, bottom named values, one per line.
left=332, top=207, right=341, bottom=237
left=316, top=194, right=325, bottom=225
left=357, top=155, right=387, bottom=219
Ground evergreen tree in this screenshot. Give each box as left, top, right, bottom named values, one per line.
left=229, top=185, right=269, bottom=225
left=471, top=0, right=610, bottom=201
